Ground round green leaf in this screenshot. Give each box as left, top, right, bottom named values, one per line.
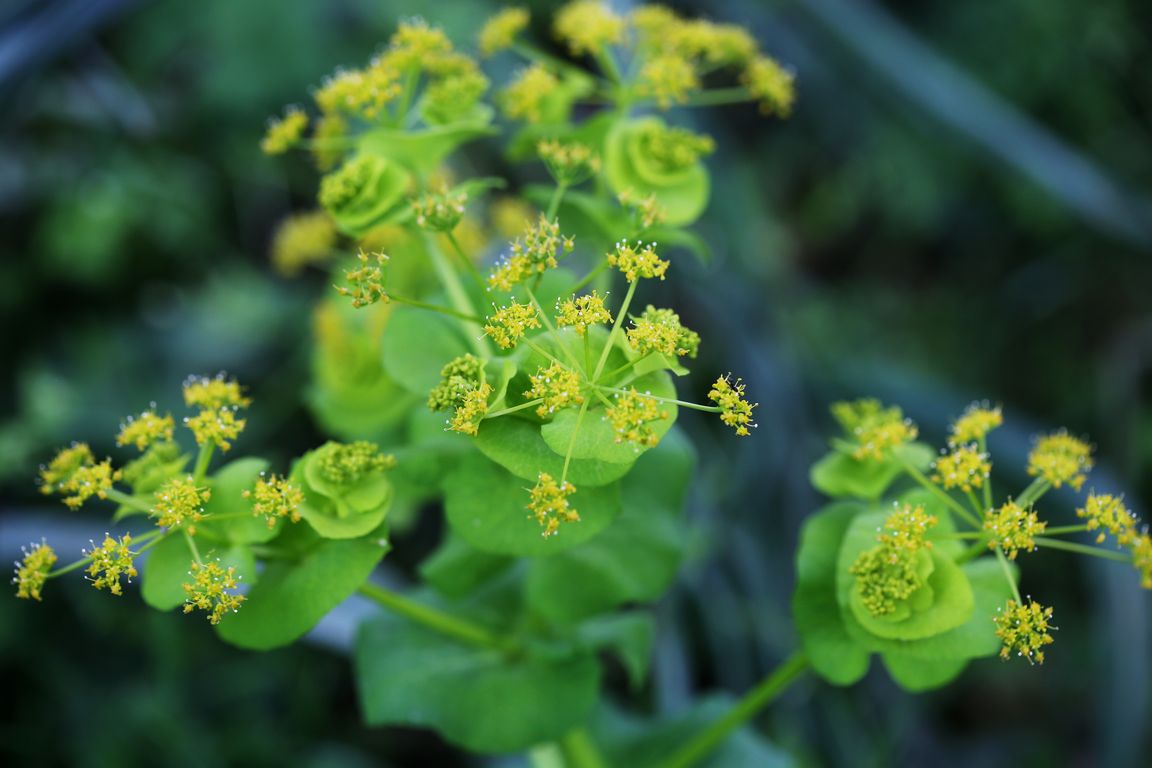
left=200, top=457, right=279, bottom=545
left=473, top=415, right=634, bottom=488
left=358, top=123, right=497, bottom=178
left=881, top=651, right=968, bottom=692
left=443, top=453, right=621, bottom=556
left=142, top=533, right=195, bottom=611
left=318, top=154, right=411, bottom=236
left=380, top=306, right=471, bottom=397
left=603, top=117, right=710, bottom=226
left=810, top=442, right=934, bottom=501
left=356, top=613, right=600, bottom=753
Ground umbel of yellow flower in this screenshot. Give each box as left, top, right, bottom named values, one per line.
left=271, top=210, right=337, bottom=276
left=554, top=0, right=625, bottom=56
left=117, top=409, right=175, bottom=452
left=639, top=53, right=699, bottom=109
left=983, top=501, right=1046, bottom=560
left=13, top=541, right=57, bottom=601
left=1076, top=494, right=1152, bottom=589
left=618, top=189, right=666, bottom=229
left=951, top=402, right=1003, bottom=444
left=183, top=560, right=246, bottom=625
left=260, top=107, right=308, bottom=155
left=483, top=300, right=541, bottom=349
left=994, top=598, right=1056, bottom=664
left=427, top=355, right=492, bottom=435
left=183, top=374, right=251, bottom=410
left=850, top=503, right=937, bottom=617
left=185, top=407, right=246, bottom=451
left=877, top=503, right=938, bottom=553
left=315, top=441, right=396, bottom=485
left=538, top=139, right=601, bottom=186
left=605, top=388, right=668, bottom=448
left=555, top=292, right=612, bottom=336
left=627, top=305, right=700, bottom=359
left=499, top=64, right=558, bottom=123
left=479, top=7, right=530, bottom=57
left=831, top=399, right=917, bottom=460
left=931, top=444, right=991, bottom=493
left=152, top=476, right=211, bottom=534
left=39, top=443, right=117, bottom=509
left=450, top=384, right=493, bottom=436
left=608, top=240, right=669, bottom=282
left=336, top=250, right=390, bottom=308
left=412, top=187, right=468, bottom=232
left=708, top=375, right=756, bottom=436
left=741, top=55, right=795, bottom=116
left=245, top=473, right=304, bottom=528
left=488, top=215, right=574, bottom=291
left=528, top=472, right=579, bottom=538
left=525, top=364, right=584, bottom=418
left=1027, top=431, right=1093, bottom=490
left=84, top=533, right=137, bottom=596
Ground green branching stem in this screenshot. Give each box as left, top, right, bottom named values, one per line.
left=546, top=181, right=569, bottom=221
left=966, top=489, right=986, bottom=518
left=596, top=386, right=720, bottom=413
left=979, top=435, right=993, bottom=511
left=105, top=488, right=153, bottom=515
left=571, top=259, right=610, bottom=294
left=192, top=443, right=215, bottom=484
left=445, top=231, right=487, bottom=292
left=423, top=233, right=488, bottom=357
left=592, top=278, right=637, bottom=381
left=662, top=651, right=809, bottom=768
left=1042, top=524, right=1091, bottom=536
left=898, top=459, right=982, bottom=528
left=1034, top=537, right=1132, bottom=563
left=994, top=546, right=1022, bottom=603
left=485, top=399, right=544, bottom=419
left=183, top=529, right=204, bottom=565
left=525, top=286, right=584, bottom=372
left=559, top=728, right=608, bottom=768
left=1015, top=478, right=1050, bottom=507
left=955, top=540, right=990, bottom=564
left=389, top=294, right=483, bottom=323
left=358, top=582, right=514, bottom=652
left=561, top=399, right=592, bottom=484
left=47, top=529, right=164, bottom=578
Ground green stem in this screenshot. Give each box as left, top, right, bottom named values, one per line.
left=965, top=489, right=987, bottom=519
left=600, top=352, right=652, bottom=384
left=546, top=182, right=569, bottom=221
left=522, top=338, right=570, bottom=370
left=676, top=86, right=754, bottom=107
left=662, top=652, right=809, bottom=768
left=394, top=67, right=420, bottom=127
left=485, top=399, right=544, bottom=419
left=596, top=385, right=720, bottom=413
left=898, top=460, right=982, bottom=528
left=358, top=582, right=512, bottom=651
left=1042, top=524, right=1091, bottom=536
left=424, top=233, right=488, bottom=357
left=571, top=259, right=609, bottom=294
left=183, top=529, right=204, bottom=565
left=994, top=546, right=1022, bottom=603
left=192, top=443, right=215, bottom=484
left=525, top=286, right=584, bottom=372
left=559, top=728, right=608, bottom=768
left=389, top=294, right=483, bottom=323
left=446, top=231, right=487, bottom=292
left=1015, top=478, right=1049, bottom=507
left=105, top=488, right=153, bottom=514
left=48, top=529, right=165, bottom=578
left=979, top=435, right=993, bottom=511
left=592, top=279, right=637, bottom=382
left=1033, top=537, right=1132, bottom=563
left=561, top=399, right=592, bottom=483
left=955, top=539, right=990, bottom=564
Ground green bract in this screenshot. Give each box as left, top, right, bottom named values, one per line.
left=292, top=441, right=395, bottom=539
left=318, top=154, right=411, bottom=235
left=603, top=116, right=711, bottom=226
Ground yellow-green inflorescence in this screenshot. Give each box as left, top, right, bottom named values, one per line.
left=479, top=6, right=530, bottom=57
left=484, top=300, right=542, bottom=349
left=851, top=503, right=937, bottom=617
left=152, top=476, right=211, bottom=534
left=1027, top=432, right=1093, bottom=491
left=994, top=598, right=1056, bottom=665
left=499, top=64, right=558, bottom=123
left=412, top=186, right=468, bottom=233
left=13, top=541, right=57, bottom=601
left=183, top=374, right=250, bottom=452
left=608, top=240, right=669, bottom=282
left=709, top=375, right=757, bottom=436
left=528, top=472, right=579, bottom=538
left=555, top=292, right=613, bottom=336
left=428, top=354, right=493, bottom=435
left=627, top=305, right=700, bottom=359
left=951, top=402, right=1003, bottom=444
left=554, top=0, right=626, bottom=57
left=488, top=215, right=574, bottom=291
left=316, top=441, right=396, bottom=485
left=1077, top=494, right=1152, bottom=589
left=245, top=473, right=305, bottom=528
left=39, top=443, right=118, bottom=510
left=538, top=139, right=601, bottom=186
left=336, top=250, right=390, bottom=308
left=932, top=444, right=991, bottom=493
left=117, top=409, right=175, bottom=451
left=260, top=106, right=309, bottom=155
left=832, top=398, right=917, bottom=460
left=84, top=533, right=138, bottom=596
left=183, top=560, right=246, bottom=625
left=605, top=388, right=667, bottom=448
left=983, top=501, right=1046, bottom=560
left=525, top=363, right=584, bottom=418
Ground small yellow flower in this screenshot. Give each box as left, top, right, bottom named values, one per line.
left=245, top=474, right=304, bottom=528
left=12, top=541, right=56, bottom=601
left=314, top=65, right=402, bottom=119
left=831, top=399, right=917, bottom=460
left=428, top=354, right=486, bottom=411
left=84, top=533, right=137, bottom=596
left=608, top=240, right=669, bottom=282
left=412, top=186, right=468, bottom=232
left=525, top=364, right=584, bottom=418
left=983, top=501, right=1046, bottom=560
left=39, top=443, right=95, bottom=496
left=271, top=211, right=338, bottom=276
left=316, top=441, right=396, bottom=485
left=152, top=476, right=210, bottom=534
left=117, top=410, right=175, bottom=452
left=554, top=0, right=625, bottom=56
left=931, top=444, right=991, bottom=493
left=479, top=7, right=529, bottom=56
left=538, top=139, right=601, bottom=186
left=61, top=460, right=117, bottom=510
left=709, top=375, right=757, bottom=437
left=605, top=388, right=668, bottom=448
left=638, top=53, right=699, bottom=109
left=951, top=403, right=1003, bottom=444
left=627, top=305, right=700, bottom=359
left=742, top=55, right=795, bottom=116
left=449, top=383, right=493, bottom=436
left=994, top=598, right=1056, bottom=664
left=499, top=64, right=558, bottom=123
left=183, top=560, right=246, bottom=625
left=849, top=545, right=923, bottom=617
left=488, top=215, right=574, bottom=291
left=260, top=107, right=309, bottom=155
left=184, top=408, right=246, bottom=451
left=528, top=472, right=579, bottom=538
left=384, top=19, right=454, bottom=72
left=877, top=503, right=938, bottom=553
left=645, top=126, right=714, bottom=170
left=555, top=292, right=613, bottom=336
left=617, top=189, right=666, bottom=229
left=183, top=375, right=251, bottom=410
left=1027, top=432, right=1093, bottom=490
left=1132, top=533, right=1152, bottom=590
left=1076, top=493, right=1137, bottom=545
left=484, top=300, right=541, bottom=349
left=335, top=250, right=390, bottom=308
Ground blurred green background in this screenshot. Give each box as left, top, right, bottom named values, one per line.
left=2, top=0, right=1150, bottom=765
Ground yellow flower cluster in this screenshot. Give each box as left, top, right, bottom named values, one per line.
left=183, top=375, right=251, bottom=410
left=555, top=292, right=613, bottom=336
left=484, top=300, right=542, bottom=349
left=741, top=55, right=795, bottom=116
left=627, top=305, right=700, bottom=359
left=336, top=250, right=390, bottom=308
left=412, top=187, right=468, bottom=232
left=931, top=444, right=991, bottom=493
left=618, top=189, right=666, bottom=229
left=632, top=6, right=757, bottom=66
left=183, top=560, right=246, bottom=625
left=315, top=64, right=402, bottom=120
left=427, top=355, right=492, bottom=435
left=983, top=501, right=1046, bottom=560
left=554, top=0, right=626, bottom=56
left=479, top=7, right=530, bottom=57
left=271, top=211, right=337, bottom=276
left=1076, top=494, right=1152, bottom=589
left=244, top=474, right=304, bottom=528
left=877, top=503, right=938, bottom=553
left=994, top=598, right=1056, bottom=664
left=488, top=215, right=574, bottom=291
left=499, top=64, right=558, bottom=123
left=39, top=443, right=95, bottom=495
left=709, top=375, right=756, bottom=437
left=1027, top=432, right=1093, bottom=490
left=528, top=472, right=579, bottom=538
left=638, top=53, right=699, bottom=109
left=260, top=107, right=309, bottom=155
left=184, top=407, right=247, bottom=452
left=646, top=126, right=714, bottom=171
left=84, top=533, right=137, bottom=596
left=525, top=364, right=584, bottom=418
left=831, top=399, right=917, bottom=460
left=449, top=384, right=493, bottom=436
left=39, top=444, right=118, bottom=509
left=951, top=403, right=1003, bottom=444
left=13, top=541, right=56, bottom=601
left=850, top=504, right=939, bottom=617
left=608, top=240, right=669, bottom=282
left=316, top=441, right=396, bottom=486
left=151, top=476, right=210, bottom=534
left=116, top=410, right=175, bottom=452
left=538, top=139, right=601, bottom=186
left=605, top=388, right=668, bottom=448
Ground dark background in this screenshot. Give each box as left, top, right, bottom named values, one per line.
left=2, top=0, right=1150, bottom=765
